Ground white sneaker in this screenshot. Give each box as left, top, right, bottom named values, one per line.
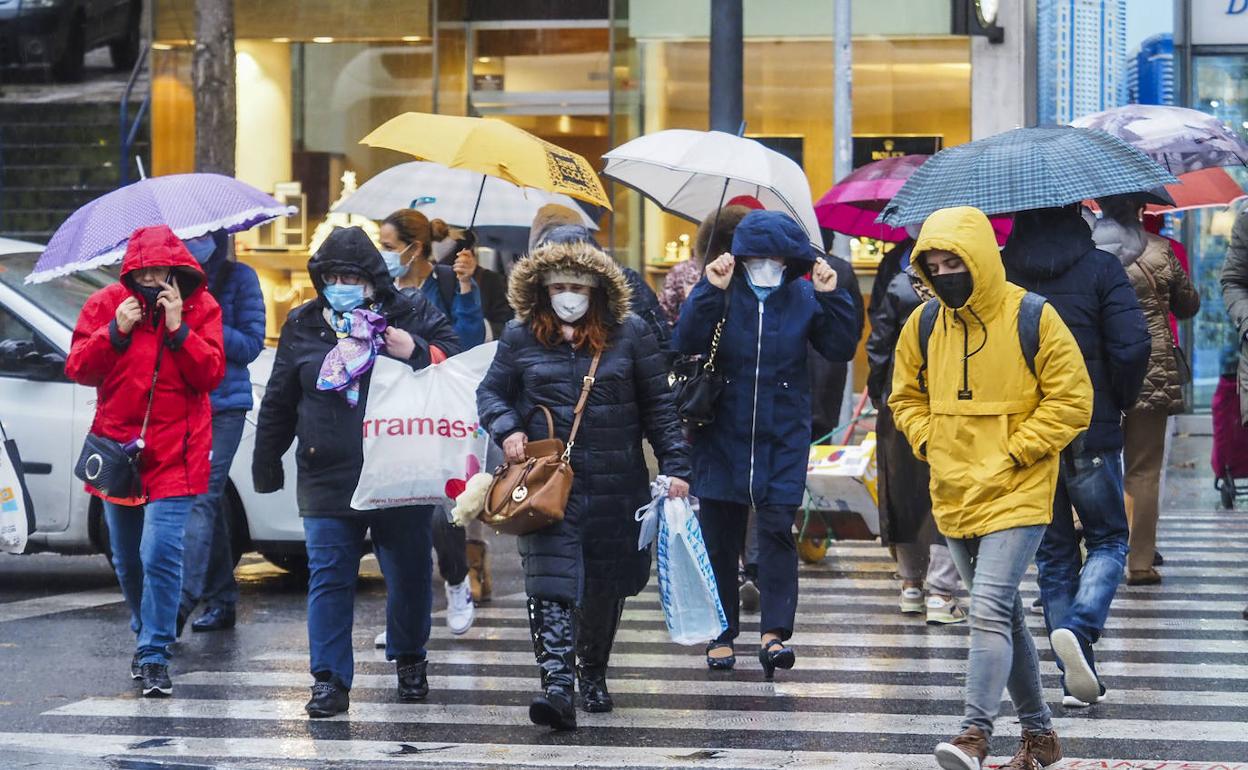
left=1050, top=628, right=1100, bottom=704
left=899, top=586, right=925, bottom=614
left=1062, top=683, right=1108, bottom=708
left=374, top=630, right=386, bottom=648
left=925, top=595, right=967, bottom=625
left=445, top=579, right=475, bottom=635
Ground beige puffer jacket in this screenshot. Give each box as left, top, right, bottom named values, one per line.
left=1094, top=219, right=1200, bottom=414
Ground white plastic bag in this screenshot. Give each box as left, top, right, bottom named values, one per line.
left=656, top=496, right=728, bottom=645
left=351, top=342, right=498, bottom=510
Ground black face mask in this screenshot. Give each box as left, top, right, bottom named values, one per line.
left=134, top=284, right=164, bottom=310
left=929, top=272, right=974, bottom=309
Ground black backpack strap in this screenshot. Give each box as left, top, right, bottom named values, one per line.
left=1018, top=292, right=1046, bottom=377
left=916, top=298, right=941, bottom=393
left=433, top=264, right=459, bottom=314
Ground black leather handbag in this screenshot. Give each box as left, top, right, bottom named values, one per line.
left=669, top=286, right=731, bottom=428
left=74, top=333, right=165, bottom=500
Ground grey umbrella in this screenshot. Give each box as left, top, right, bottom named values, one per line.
left=878, top=126, right=1178, bottom=227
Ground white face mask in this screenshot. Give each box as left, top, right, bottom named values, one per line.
left=551, top=291, right=590, bottom=323
left=744, top=258, right=785, bottom=288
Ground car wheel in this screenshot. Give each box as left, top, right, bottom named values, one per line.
left=51, top=14, right=86, bottom=83
left=109, top=6, right=141, bottom=71
left=261, top=550, right=309, bottom=579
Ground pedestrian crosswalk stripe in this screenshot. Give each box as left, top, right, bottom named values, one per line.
left=0, top=588, right=122, bottom=623
left=252, top=649, right=1248, bottom=681
left=625, top=593, right=1248, bottom=611
left=173, top=671, right=1248, bottom=708
left=42, top=698, right=1248, bottom=743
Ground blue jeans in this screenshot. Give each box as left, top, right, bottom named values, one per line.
left=105, top=495, right=195, bottom=666
left=946, top=525, right=1052, bottom=737
left=1035, top=450, right=1129, bottom=674
left=303, top=508, right=434, bottom=689
left=180, top=409, right=247, bottom=615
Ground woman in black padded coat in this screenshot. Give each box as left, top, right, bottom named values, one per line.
left=477, top=236, right=690, bottom=732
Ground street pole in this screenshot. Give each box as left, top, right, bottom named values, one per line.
left=192, top=0, right=236, bottom=176
left=709, top=0, right=743, bottom=133
left=834, top=0, right=854, bottom=426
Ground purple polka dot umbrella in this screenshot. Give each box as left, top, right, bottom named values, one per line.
left=27, top=173, right=296, bottom=284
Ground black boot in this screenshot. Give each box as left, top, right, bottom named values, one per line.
left=396, top=655, right=428, bottom=702
left=576, top=598, right=624, bottom=713
left=527, top=597, right=577, bottom=731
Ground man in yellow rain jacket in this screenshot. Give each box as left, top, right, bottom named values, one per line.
left=889, top=206, right=1092, bottom=770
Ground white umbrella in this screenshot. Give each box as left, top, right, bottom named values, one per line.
left=332, top=161, right=598, bottom=230
left=602, top=129, right=821, bottom=247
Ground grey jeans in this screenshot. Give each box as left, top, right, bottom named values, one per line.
left=895, top=542, right=961, bottom=596
left=946, top=525, right=1053, bottom=737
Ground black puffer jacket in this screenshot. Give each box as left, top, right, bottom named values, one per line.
left=476, top=240, right=690, bottom=603
left=253, top=226, right=462, bottom=516
left=1002, top=207, right=1150, bottom=452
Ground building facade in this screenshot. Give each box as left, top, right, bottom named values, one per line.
left=1038, top=0, right=1127, bottom=124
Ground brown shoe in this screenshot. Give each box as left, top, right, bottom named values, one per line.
left=1126, top=568, right=1162, bottom=586
left=466, top=539, right=492, bottom=603
left=935, top=726, right=989, bottom=770
left=1002, top=729, right=1062, bottom=770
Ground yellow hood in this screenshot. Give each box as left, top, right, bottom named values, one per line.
left=887, top=206, right=1092, bottom=539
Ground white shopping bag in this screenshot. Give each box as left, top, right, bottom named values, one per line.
left=656, top=496, right=728, bottom=645
left=351, top=342, right=498, bottom=510
left=0, top=422, right=34, bottom=555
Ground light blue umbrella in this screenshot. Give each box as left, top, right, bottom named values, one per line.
left=878, top=127, right=1178, bottom=227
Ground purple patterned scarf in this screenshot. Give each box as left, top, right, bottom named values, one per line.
left=316, top=308, right=388, bottom=407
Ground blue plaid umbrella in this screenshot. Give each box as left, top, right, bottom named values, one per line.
left=877, top=127, right=1178, bottom=227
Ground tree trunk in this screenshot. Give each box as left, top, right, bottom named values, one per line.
left=192, top=0, right=236, bottom=175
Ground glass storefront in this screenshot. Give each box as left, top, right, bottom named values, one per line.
left=1187, top=54, right=1248, bottom=409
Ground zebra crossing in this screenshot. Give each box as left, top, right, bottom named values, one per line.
left=3, top=512, right=1247, bottom=769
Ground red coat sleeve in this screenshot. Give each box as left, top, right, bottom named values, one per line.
left=169, top=295, right=226, bottom=394
left=65, top=289, right=125, bottom=388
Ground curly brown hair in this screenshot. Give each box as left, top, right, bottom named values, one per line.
left=529, top=287, right=612, bottom=354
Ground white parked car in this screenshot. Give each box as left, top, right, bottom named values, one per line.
left=0, top=237, right=306, bottom=571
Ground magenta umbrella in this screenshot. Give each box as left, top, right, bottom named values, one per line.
left=815, top=154, right=928, bottom=242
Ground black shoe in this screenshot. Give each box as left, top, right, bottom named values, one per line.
left=191, top=606, right=236, bottom=632
left=759, top=639, right=795, bottom=681
left=176, top=608, right=189, bottom=639
left=396, top=657, right=429, bottom=702
left=140, top=663, right=173, bottom=698
left=577, top=669, right=613, bottom=713
left=1153, top=550, right=1164, bottom=566
left=705, top=642, right=736, bottom=670
left=130, top=652, right=143, bottom=681
left=529, top=688, right=577, bottom=730
left=305, top=679, right=349, bottom=718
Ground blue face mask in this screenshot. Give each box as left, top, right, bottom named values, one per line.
left=323, top=283, right=367, bottom=313
left=183, top=235, right=216, bottom=264
left=381, top=250, right=407, bottom=279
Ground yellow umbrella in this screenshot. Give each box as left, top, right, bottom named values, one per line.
left=360, top=112, right=611, bottom=210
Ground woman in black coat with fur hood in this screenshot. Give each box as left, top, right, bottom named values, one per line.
left=477, top=236, right=690, bottom=731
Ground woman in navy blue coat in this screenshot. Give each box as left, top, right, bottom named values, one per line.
left=674, top=210, right=860, bottom=677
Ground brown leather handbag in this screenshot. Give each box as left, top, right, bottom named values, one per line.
left=480, top=352, right=601, bottom=536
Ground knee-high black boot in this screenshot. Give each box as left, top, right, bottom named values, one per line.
left=527, top=597, right=577, bottom=730
left=576, top=598, right=624, bottom=713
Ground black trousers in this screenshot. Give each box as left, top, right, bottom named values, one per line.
left=432, top=510, right=468, bottom=586
left=699, top=498, right=798, bottom=644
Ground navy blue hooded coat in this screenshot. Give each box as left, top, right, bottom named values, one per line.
left=1001, top=206, right=1150, bottom=452
left=201, top=232, right=266, bottom=413
left=674, top=211, right=860, bottom=507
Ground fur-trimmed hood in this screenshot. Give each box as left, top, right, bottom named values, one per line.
left=509, top=240, right=633, bottom=323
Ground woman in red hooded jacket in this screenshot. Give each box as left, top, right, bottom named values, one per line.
left=66, top=224, right=225, bottom=698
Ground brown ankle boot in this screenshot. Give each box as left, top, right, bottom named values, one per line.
left=935, top=726, right=989, bottom=770
left=466, top=539, right=492, bottom=603
left=1002, top=729, right=1062, bottom=770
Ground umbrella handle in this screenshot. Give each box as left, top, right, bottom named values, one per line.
left=468, top=174, right=487, bottom=230
left=703, top=176, right=733, bottom=261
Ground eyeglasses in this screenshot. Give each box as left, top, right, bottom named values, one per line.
left=323, top=273, right=364, bottom=286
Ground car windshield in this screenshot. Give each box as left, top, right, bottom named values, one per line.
left=0, top=252, right=116, bottom=330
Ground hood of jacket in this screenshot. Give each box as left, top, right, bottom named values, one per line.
left=306, top=226, right=394, bottom=300
left=120, top=224, right=208, bottom=300
left=1091, top=216, right=1149, bottom=267
left=509, top=239, right=632, bottom=324
left=1001, top=206, right=1095, bottom=281
left=911, top=206, right=1004, bottom=317
left=528, top=203, right=586, bottom=253
left=731, top=210, right=816, bottom=283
